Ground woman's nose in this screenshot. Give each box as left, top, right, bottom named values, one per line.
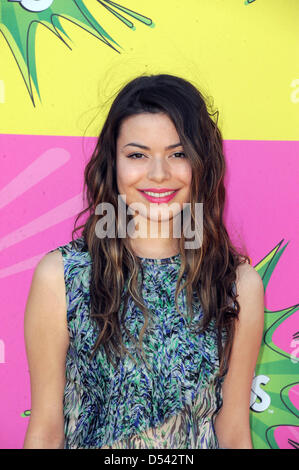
left=147, top=158, right=171, bottom=181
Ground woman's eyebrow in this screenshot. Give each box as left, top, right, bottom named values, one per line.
left=123, top=142, right=183, bottom=150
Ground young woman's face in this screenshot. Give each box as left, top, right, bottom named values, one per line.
left=116, top=112, right=192, bottom=225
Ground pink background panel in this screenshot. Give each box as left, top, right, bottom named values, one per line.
left=274, top=425, right=299, bottom=450
left=0, top=134, right=298, bottom=448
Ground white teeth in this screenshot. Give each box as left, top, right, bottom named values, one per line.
left=143, top=190, right=176, bottom=197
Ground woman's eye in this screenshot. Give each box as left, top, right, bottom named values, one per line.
left=127, top=153, right=144, bottom=159
left=126, top=152, right=185, bottom=159
left=173, top=152, right=186, bottom=158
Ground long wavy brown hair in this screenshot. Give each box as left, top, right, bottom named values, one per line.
left=71, top=73, right=250, bottom=379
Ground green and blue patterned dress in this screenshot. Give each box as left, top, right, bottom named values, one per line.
left=49, top=237, right=231, bottom=449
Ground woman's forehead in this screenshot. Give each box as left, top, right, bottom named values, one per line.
left=117, top=113, right=180, bottom=145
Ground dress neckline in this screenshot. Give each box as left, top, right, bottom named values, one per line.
left=137, top=252, right=181, bottom=265
left=74, top=236, right=182, bottom=265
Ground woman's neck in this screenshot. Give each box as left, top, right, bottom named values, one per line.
left=128, top=213, right=181, bottom=259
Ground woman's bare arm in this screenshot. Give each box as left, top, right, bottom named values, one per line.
left=23, top=250, right=69, bottom=449
left=214, top=262, right=265, bottom=449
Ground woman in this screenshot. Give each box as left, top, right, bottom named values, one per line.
left=23, top=74, right=264, bottom=449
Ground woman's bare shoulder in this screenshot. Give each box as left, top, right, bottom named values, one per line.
left=235, top=259, right=263, bottom=291
left=25, top=249, right=67, bottom=327
left=35, top=249, right=64, bottom=279
left=235, top=259, right=264, bottom=325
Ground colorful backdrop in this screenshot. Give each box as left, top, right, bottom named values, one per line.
left=0, top=0, right=298, bottom=449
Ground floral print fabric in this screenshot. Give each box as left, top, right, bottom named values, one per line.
left=48, top=237, right=231, bottom=449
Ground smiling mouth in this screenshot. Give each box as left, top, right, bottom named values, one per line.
left=138, top=189, right=179, bottom=197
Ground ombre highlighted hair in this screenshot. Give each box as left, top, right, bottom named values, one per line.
left=71, top=74, right=250, bottom=378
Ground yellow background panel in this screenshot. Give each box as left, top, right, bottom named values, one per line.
left=0, top=0, right=298, bottom=139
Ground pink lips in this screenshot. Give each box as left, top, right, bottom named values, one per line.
left=140, top=188, right=178, bottom=193
left=138, top=189, right=178, bottom=203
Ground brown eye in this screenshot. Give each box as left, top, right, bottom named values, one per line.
left=173, top=152, right=185, bottom=158
left=127, top=153, right=144, bottom=159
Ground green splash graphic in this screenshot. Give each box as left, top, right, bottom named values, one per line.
left=250, top=240, right=299, bottom=449
left=0, top=0, right=154, bottom=105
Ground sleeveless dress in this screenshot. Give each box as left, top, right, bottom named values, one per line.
left=48, top=237, right=231, bottom=449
